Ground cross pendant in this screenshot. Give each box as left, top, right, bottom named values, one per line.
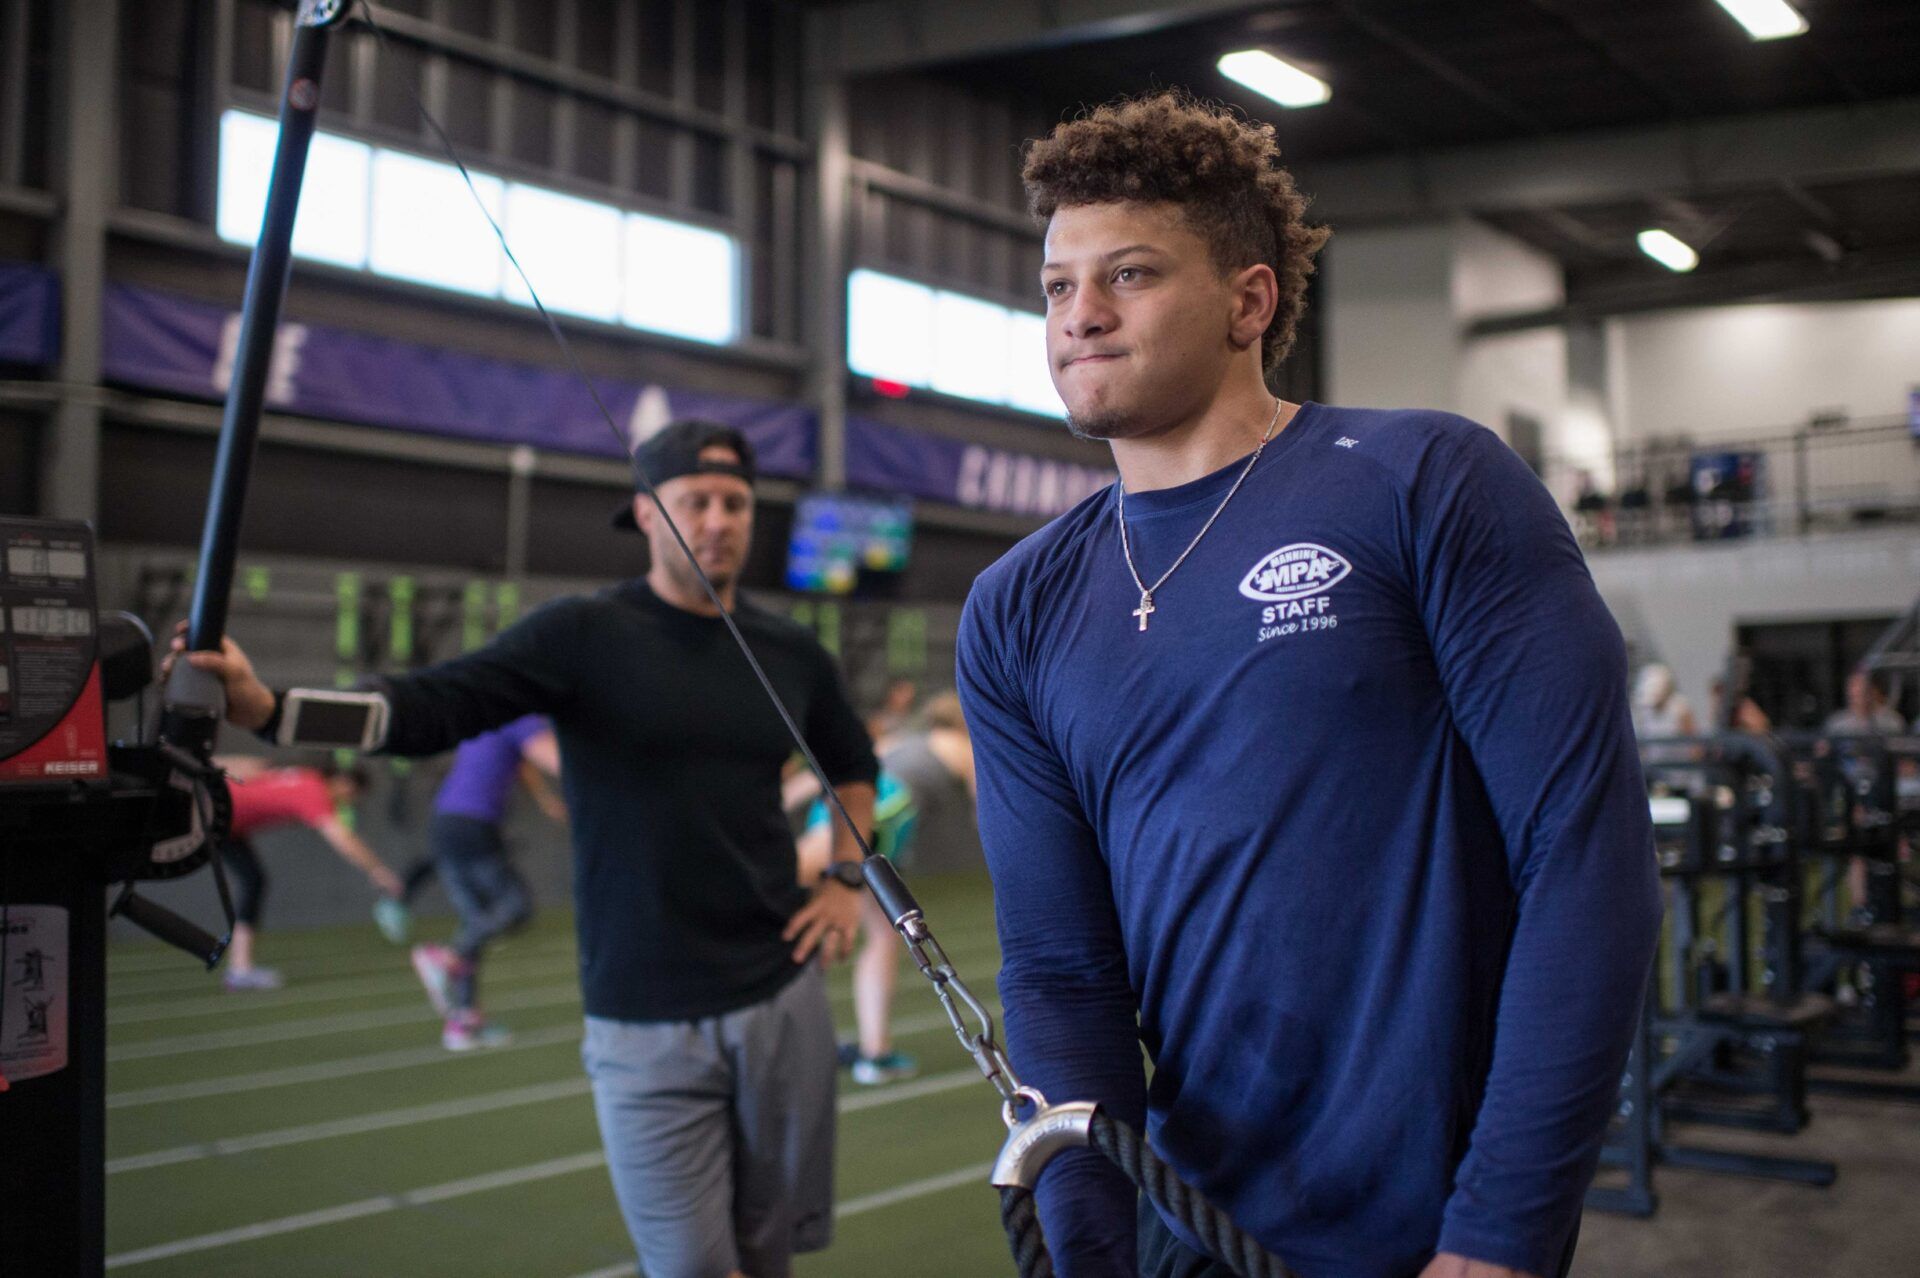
left=1133, top=591, right=1155, bottom=632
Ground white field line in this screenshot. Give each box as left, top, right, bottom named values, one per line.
left=107, top=1078, right=591, bottom=1174
left=835, top=1064, right=985, bottom=1113
left=109, top=1022, right=585, bottom=1109
left=103, top=1153, right=610, bottom=1270
left=104, top=1071, right=994, bottom=1268
left=107, top=981, right=581, bottom=1062
left=837, top=1160, right=998, bottom=1216
left=566, top=1160, right=1001, bottom=1278
left=109, top=1066, right=987, bottom=1177
left=103, top=938, right=577, bottom=996
left=108, top=990, right=1001, bottom=1110
left=108, top=942, right=1001, bottom=1063
left=108, top=955, right=580, bottom=1025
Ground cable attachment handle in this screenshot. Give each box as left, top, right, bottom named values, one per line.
left=991, top=1099, right=1097, bottom=1189
left=865, top=855, right=1025, bottom=1111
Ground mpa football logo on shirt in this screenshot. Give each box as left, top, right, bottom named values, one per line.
left=1238, top=543, right=1351, bottom=602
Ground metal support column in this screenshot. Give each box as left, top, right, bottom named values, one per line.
left=44, top=0, right=118, bottom=522
left=1564, top=315, right=1613, bottom=484
left=504, top=444, right=534, bottom=580
left=802, top=13, right=850, bottom=489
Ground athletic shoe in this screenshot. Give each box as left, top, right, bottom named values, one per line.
left=836, top=1041, right=861, bottom=1069
left=373, top=896, right=412, bottom=945
left=851, top=1050, right=918, bottom=1086
left=411, top=944, right=457, bottom=1017
left=443, top=1015, right=513, bottom=1052
left=222, top=967, right=284, bottom=992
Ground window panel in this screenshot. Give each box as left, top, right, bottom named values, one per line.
left=847, top=269, right=1063, bottom=418
left=847, top=270, right=933, bottom=388
left=217, top=111, right=371, bottom=269
left=623, top=212, right=738, bottom=344
left=216, top=110, right=741, bottom=349
left=501, top=183, right=625, bottom=322
left=929, top=291, right=1010, bottom=403
left=1005, top=311, right=1065, bottom=418
left=369, top=150, right=504, bottom=296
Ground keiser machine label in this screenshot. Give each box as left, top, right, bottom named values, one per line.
left=0, top=519, right=107, bottom=786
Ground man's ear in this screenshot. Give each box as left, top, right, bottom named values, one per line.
left=630, top=494, right=653, bottom=537
left=1227, top=263, right=1279, bottom=353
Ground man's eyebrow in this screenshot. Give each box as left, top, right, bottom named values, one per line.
left=1040, top=244, right=1168, bottom=273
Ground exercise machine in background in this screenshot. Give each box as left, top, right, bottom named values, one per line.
left=0, top=3, right=361, bottom=1273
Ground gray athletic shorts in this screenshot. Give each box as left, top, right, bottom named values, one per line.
left=582, top=963, right=837, bottom=1278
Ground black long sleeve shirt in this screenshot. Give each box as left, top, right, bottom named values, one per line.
left=374, top=578, right=877, bottom=1022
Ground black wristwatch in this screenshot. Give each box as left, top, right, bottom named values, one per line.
left=820, top=861, right=865, bottom=889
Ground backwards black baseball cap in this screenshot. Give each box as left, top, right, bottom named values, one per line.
left=612, top=419, right=757, bottom=530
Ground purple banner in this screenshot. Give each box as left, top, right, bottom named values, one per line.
left=100, top=282, right=815, bottom=478
left=0, top=261, right=58, bottom=366
left=846, top=415, right=1114, bottom=519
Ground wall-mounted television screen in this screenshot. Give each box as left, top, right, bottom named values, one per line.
left=785, top=492, right=913, bottom=595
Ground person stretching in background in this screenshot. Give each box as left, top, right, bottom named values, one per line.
left=406, top=715, right=565, bottom=1050
left=217, top=759, right=403, bottom=991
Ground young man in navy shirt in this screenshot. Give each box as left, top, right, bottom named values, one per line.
left=956, top=92, right=1661, bottom=1278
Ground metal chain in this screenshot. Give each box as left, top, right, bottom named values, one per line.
left=889, top=906, right=1030, bottom=1114
left=1118, top=397, right=1282, bottom=616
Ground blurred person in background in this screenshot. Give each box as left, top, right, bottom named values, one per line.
left=1632, top=663, right=1698, bottom=739
left=216, top=758, right=403, bottom=991
left=401, top=715, right=566, bottom=1051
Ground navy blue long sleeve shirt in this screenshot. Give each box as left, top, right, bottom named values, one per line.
left=956, top=405, right=1661, bottom=1278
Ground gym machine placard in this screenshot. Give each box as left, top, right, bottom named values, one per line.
left=0, top=520, right=107, bottom=786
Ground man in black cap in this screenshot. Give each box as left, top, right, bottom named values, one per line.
left=173, top=420, right=879, bottom=1278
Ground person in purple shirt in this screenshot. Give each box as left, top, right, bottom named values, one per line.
left=956, top=93, right=1660, bottom=1278
left=406, top=714, right=564, bottom=1050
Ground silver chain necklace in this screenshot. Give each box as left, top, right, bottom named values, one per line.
left=1118, top=397, right=1282, bottom=632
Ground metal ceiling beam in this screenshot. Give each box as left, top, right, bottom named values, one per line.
left=1334, top=2, right=1549, bottom=136
left=815, top=0, right=1280, bottom=76
left=1301, top=95, right=1920, bottom=225
left=1518, top=0, right=1691, bottom=118
left=1774, top=178, right=1855, bottom=263
left=1465, top=243, right=1920, bottom=333
left=1532, top=207, right=1615, bottom=256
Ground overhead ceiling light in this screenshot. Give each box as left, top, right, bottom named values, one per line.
left=1217, top=49, right=1331, bottom=108
left=1637, top=229, right=1699, bottom=273
left=1713, top=0, right=1809, bottom=41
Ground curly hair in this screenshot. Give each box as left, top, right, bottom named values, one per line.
left=1022, top=91, right=1329, bottom=375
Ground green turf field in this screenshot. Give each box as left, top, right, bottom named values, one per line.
left=105, top=873, right=1019, bottom=1276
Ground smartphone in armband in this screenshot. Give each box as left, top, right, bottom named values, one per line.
left=275, top=689, right=390, bottom=751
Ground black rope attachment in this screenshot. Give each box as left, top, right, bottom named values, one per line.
left=1089, top=1111, right=1296, bottom=1278
left=999, top=1185, right=1056, bottom=1278
left=990, top=1099, right=1296, bottom=1278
